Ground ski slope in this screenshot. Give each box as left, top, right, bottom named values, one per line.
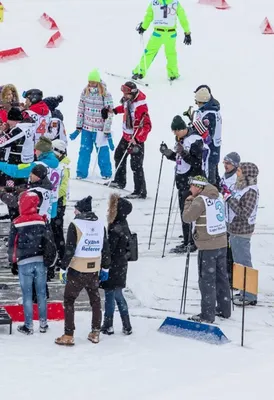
left=1, top=0, right=274, bottom=399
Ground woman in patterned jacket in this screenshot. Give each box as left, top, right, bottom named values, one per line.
left=70, top=69, right=114, bottom=180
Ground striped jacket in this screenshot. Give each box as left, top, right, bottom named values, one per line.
left=76, top=82, right=113, bottom=133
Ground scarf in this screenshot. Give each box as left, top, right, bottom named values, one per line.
left=125, top=99, right=134, bottom=130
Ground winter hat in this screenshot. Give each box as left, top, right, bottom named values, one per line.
left=239, top=162, right=259, bottom=179
left=52, top=139, right=67, bottom=156
left=116, top=197, right=133, bottom=221
left=35, top=136, right=52, bottom=153
left=88, top=69, right=101, bottom=82
left=189, top=175, right=208, bottom=189
left=7, top=107, right=23, bottom=121
left=171, top=115, right=187, bottom=131
left=224, top=152, right=241, bottom=168
left=194, top=85, right=212, bottom=94
left=18, top=191, right=39, bottom=215
left=43, top=95, right=63, bottom=112
left=75, top=196, right=92, bottom=213
left=195, top=87, right=211, bottom=103
left=23, top=89, right=43, bottom=105
left=31, top=164, right=48, bottom=180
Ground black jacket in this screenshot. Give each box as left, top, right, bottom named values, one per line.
left=8, top=199, right=56, bottom=268
left=61, top=211, right=110, bottom=271
left=198, top=97, right=221, bottom=163
left=166, top=128, right=204, bottom=191
left=101, top=195, right=133, bottom=290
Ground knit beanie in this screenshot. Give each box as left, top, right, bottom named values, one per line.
left=194, top=85, right=212, bottom=94
left=7, top=107, right=23, bottom=121
left=75, top=196, right=92, bottom=213
left=43, top=95, right=63, bottom=112
left=171, top=115, right=187, bottom=131
left=35, top=136, right=52, bottom=153
left=88, top=69, right=101, bottom=83
left=224, top=152, right=241, bottom=168
left=195, top=87, right=211, bottom=103
left=189, top=175, right=208, bottom=188
left=31, top=164, right=48, bottom=180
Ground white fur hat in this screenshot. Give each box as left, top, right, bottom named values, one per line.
left=195, top=87, right=211, bottom=103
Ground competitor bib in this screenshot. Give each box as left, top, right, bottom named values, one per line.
left=152, top=0, right=178, bottom=27
left=200, top=195, right=226, bottom=235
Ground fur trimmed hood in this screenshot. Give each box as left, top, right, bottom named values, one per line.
left=0, top=84, right=20, bottom=104
left=108, top=193, right=132, bottom=224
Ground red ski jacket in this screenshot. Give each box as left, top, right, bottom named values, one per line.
left=114, top=91, right=151, bottom=143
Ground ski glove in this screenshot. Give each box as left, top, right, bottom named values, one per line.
left=184, top=33, right=192, bottom=45
left=99, top=268, right=109, bottom=282
left=59, top=269, right=67, bottom=284
left=101, top=107, right=110, bottom=120
left=10, top=262, right=18, bottom=276
left=136, top=22, right=146, bottom=35
left=160, top=142, right=168, bottom=154
left=70, top=129, right=81, bottom=141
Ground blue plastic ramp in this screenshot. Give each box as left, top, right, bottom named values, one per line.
left=158, top=317, right=229, bottom=345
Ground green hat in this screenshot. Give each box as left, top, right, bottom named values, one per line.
left=35, top=136, right=52, bottom=153
left=189, top=175, right=208, bottom=188
left=171, top=115, right=187, bottom=131
left=88, top=69, right=101, bottom=83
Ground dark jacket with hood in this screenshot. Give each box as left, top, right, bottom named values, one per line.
left=197, top=97, right=221, bottom=164
left=101, top=194, right=133, bottom=290
left=8, top=191, right=56, bottom=267
left=61, top=211, right=110, bottom=272
left=166, top=127, right=204, bottom=191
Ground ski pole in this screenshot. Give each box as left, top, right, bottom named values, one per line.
left=180, top=226, right=192, bottom=314
left=148, top=151, right=164, bottom=250
left=162, top=175, right=176, bottom=258
left=108, top=114, right=146, bottom=188
left=170, top=192, right=179, bottom=239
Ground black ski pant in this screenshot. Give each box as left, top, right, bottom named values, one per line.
left=51, top=202, right=66, bottom=265
left=198, top=247, right=231, bottom=322
left=114, top=137, right=147, bottom=196
left=178, top=189, right=194, bottom=246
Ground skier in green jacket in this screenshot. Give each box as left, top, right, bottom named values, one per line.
left=132, top=0, right=191, bottom=82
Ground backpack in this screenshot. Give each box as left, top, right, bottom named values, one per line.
left=127, top=231, right=138, bottom=262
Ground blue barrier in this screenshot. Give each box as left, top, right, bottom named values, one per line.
left=158, top=317, right=229, bottom=345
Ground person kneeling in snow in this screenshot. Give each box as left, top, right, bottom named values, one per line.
left=8, top=192, right=56, bottom=335
left=183, top=176, right=231, bottom=323
left=43, top=95, right=67, bottom=143
left=101, top=194, right=133, bottom=336
left=55, top=196, right=110, bottom=346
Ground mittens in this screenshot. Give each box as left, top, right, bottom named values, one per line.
left=70, top=129, right=81, bottom=141
left=99, top=268, right=109, bottom=282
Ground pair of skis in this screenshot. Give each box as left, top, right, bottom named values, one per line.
left=105, top=71, right=179, bottom=88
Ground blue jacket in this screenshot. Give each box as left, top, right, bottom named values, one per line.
left=198, top=97, right=221, bottom=164
left=0, top=151, right=60, bottom=217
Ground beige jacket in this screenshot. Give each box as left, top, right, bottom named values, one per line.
left=183, top=184, right=227, bottom=250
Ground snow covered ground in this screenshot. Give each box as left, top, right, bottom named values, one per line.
left=1, top=0, right=274, bottom=398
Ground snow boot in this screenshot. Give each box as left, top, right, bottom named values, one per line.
left=101, top=317, right=114, bottom=335
left=17, top=325, right=34, bottom=335
left=124, top=192, right=146, bottom=200
left=121, top=314, right=132, bottom=335
left=233, top=297, right=257, bottom=307
left=88, top=329, right=100, bottom=344
left=105, top=181, right=124, bottom=189
left=132, top=73, right=144, bottom=80
left=40, top=324, right=49, bottom=333
left=188, top=314, right=214, bottom=324
left=55, top=334, right=75, bottom=346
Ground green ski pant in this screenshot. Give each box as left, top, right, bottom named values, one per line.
left=133, top=30, right=179, bottom=78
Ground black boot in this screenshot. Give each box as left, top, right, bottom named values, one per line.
left=121, top=314, right=132, bottom=335
left=132, top=73, right=144, bottom=80
left=101, top=317, right=114, bottom=335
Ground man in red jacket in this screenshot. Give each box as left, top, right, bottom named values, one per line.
left=103, top=82, right=151, bottom=199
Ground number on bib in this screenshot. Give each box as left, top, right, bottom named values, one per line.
left=161, top=4, right=168, bottom=18
left=50, top=171, right=60, bottom=192
left=37, top=119, right=47, bottom=135
left=215, top=200, right=225, bottom=222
